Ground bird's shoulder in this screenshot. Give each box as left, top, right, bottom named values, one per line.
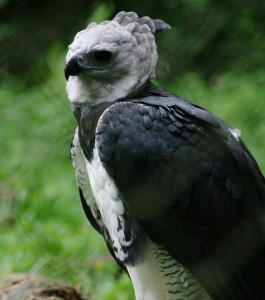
left=95, top=84, right=264, bottom=195
left=96, top=84, right=221, bottom=167
left=94, top=84, right=265, bottom=230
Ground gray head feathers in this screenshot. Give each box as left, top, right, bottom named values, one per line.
left=65, top=11, right=170, bottom=104
left=112, top=11, right=171, bottom=34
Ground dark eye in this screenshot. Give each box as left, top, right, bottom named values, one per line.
left=94, top=50, right=112, bottom=62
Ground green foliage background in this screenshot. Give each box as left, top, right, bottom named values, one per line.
left=0, top=1, right=264, bottom=299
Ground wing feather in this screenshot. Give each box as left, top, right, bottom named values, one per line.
left=95, top=90, right=265, bottom=298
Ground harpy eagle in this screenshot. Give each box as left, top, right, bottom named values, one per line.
left=65, top=11, right=265, bottom=300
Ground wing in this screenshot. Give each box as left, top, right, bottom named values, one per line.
left=95, top=88, right=265, bottom=299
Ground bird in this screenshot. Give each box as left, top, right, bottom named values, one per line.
left=65, top=11, right=265, bottom=300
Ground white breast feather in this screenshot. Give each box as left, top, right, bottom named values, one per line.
left=85, top=148, right=133, bottom=261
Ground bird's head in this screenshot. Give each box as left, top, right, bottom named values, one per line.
left=65, top=11, right=170, bottom=104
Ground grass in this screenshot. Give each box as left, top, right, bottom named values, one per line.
left=0, top=48, right=265, bottom=299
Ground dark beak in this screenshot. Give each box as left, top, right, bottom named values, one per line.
left=64, top=55, right=83, bottom=81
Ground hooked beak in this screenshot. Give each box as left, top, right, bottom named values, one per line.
left=64, top=54, right=84, bottom=81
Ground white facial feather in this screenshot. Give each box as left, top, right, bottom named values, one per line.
left=66, top=12, right=158, bottom=104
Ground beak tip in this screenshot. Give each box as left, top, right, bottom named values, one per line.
left=64, top=65, right=69, bottom=81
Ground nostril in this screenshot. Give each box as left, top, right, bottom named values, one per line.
left=78, top=56, right=85, bottom=64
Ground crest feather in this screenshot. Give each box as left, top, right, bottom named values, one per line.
left=112, top=11, right=171, bottom=34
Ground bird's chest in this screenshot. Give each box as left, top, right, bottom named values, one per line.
left=72, top=101, right=116, bottom=161
left=72, top=104, right=135, bottom=262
